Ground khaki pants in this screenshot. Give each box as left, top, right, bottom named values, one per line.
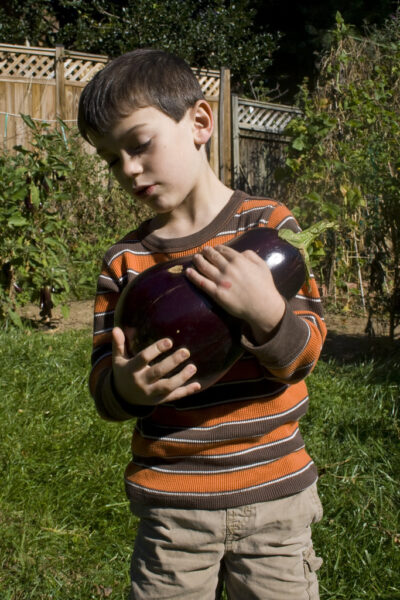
left=129, top=483, right=323, bottom=600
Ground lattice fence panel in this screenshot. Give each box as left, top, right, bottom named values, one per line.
left=238, top=100, right=301, bottom=134
left=0, top=51, right=55, bottom=79
left=197, top=72, right=220, bottom=98
left=63, top=58, right=106, bottom=82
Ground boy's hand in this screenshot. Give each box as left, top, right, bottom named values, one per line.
left=186, top=245, right=285, bottom=344
left=112, top=327, right=201, bottom=406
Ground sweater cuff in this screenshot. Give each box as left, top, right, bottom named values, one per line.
left=240, top=300, right=309, bottom=369
left=96, top=369, right=154, bottom=420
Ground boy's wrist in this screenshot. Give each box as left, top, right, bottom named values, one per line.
left=245, top=296, right=286, bottom=345
left=110, top=370, right=153, bottom=417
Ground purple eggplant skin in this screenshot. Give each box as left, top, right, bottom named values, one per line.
left=114, top=227, right=306, bottom=391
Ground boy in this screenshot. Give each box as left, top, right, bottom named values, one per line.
left=78, top=48, right=326, bottom=600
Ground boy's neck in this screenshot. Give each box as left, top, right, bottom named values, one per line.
left=149, top=173, right=234, bottom=240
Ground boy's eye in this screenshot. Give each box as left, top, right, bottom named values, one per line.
left=104, top=140, right=151, bottom=169
left=128, top=140, right=151, bottom=156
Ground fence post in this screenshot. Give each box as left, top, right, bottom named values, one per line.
left=55, top=44, right=66, bottom=121
left=231, top=94, right=239, bottom=189
left=218, top=67, right=231, bottom=186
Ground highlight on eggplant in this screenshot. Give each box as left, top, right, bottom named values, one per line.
left=114, top=227, right=306, bottom=392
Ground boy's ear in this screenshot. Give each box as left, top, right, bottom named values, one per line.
left=191, top=100, right=213, bottom=146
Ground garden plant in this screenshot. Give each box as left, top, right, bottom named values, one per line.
left=283, top=12, right=400, bottom=339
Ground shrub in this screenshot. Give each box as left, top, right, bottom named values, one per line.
left=283, top=12, right=400, bottom=338
left=0, top=117, right=150, bottom=326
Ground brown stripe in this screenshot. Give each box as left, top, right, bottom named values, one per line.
left=125, top=462, right=318, bottom=509
left=133, top=428, right=305, bottom=471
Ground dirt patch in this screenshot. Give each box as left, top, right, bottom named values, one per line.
left=19, top=300, right=94, bottom=333
left=21, top=300, right=373, bottom=336
left=19, top=300, right=398, bottom=361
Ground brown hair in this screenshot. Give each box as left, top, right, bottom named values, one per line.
left=78, top=48, right=204, bottom=144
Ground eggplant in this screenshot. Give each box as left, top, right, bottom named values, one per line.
left=114, top=227, right=306, bottom=390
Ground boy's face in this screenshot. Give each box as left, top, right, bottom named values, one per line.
left=93, top=105, right=207, bottom=215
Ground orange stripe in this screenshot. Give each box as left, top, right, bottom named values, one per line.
left=132, top=421, right=299, bottom=458
left=93, top=331, right=112, bottom=347
left=150, top=381, right=307, bottom=429
left=93, top=295, right=119, bottom=316
left=125, top=448, right=311, bottom=493
left=267, top=204, right=294, bottom=228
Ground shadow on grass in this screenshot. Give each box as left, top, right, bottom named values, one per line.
left=322, top=330, right=400, bottom=385
left=322, top=330, right=399, bottom=361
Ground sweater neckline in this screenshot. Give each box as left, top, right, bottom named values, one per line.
left=137, top=189, right=247, bottom=253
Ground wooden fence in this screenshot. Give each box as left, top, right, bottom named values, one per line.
left=232, top=95, right=301, bottom=197
left=0, top=43, right=231, bottom=183
left=0, top=43, right=301, bottom=194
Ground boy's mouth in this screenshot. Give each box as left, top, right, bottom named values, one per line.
left=133, top=184, right=156, bottom=197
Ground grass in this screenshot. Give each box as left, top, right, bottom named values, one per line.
left=0, top=328, right=399, bottom=599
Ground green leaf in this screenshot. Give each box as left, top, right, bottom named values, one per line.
left=279, top=221, right=337, bottom=281
left=292, top=137, right=305, bottom=151
left=30, top=183, right=40, bottom=208
left=8, top=216, right=28, bottom=227
left=8, top=309, right=23, bottom=328
left=20, top=113, right=37, bottom=131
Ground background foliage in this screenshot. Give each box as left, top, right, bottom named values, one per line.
left=0, top=0, right=397, bottom=101
left=283, top=12, right=400, bottom=337
left=0, top=0, right=277, bottom=99
left=0, top=119, right=149, bottom=325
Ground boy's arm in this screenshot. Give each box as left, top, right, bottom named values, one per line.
left=90, top=260, right=199, bottom=422
left=240, top=276, right=326, bottom=383
left=89, top=260, right=150, bottom=421
left=185, top=207, right=326, bottom=384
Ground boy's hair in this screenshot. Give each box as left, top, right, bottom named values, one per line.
left=78, top=48, right=205, bottom=144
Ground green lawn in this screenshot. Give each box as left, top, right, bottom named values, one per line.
left=0, top=329, right=399, bottom=599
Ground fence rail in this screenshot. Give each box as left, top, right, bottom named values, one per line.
left=0, top=42, right=301, bottom=194
left=232, top=95, right=300, bottom=197
left=0, top=43, right=231, bottom=181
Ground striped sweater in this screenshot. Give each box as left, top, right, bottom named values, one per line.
left=90, top=190, right=327, bottom=509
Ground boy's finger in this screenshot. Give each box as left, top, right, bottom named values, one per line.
left=146, top=348, right=192, bottom=384
left=134, top=338, right=173, bottom=369
left=202, top=245, right=229, bottom=266
left=214, top=244, right=238, bottom=260
left=162, top=380, right=202, bottom=402
left=112, top=327, right=127, bottom=358
left=185, top=266, right=217, bottom=294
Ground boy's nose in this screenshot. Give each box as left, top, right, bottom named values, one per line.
left=121, top=153, right=143, bottom=178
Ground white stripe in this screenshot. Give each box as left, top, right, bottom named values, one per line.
left=215, top=220, right=269, bottom=238
left=302, top=314, right=317, bottom=326
left=94, top=326, right=113, bottom=336
left=295, top=294, right=321, bottom=303
left=106, top=247, right=153, bottom=266
left=118, top=269, right=139, bottom=283
left=94, top=310, right=115, bottom=319
left=135, top=444, right=306, bottom=475
left=140, top=427, right=301, bottom=462
left=134, top=455, right=277, bottom=475
left=136, top=397, right=309, bottom=443
left=125, top=462, right=316, bottom=497
left=234, top=205, right=275, bottom=216
left=276, top=216, right=298, bottom=230
left=98, top=274, right=114, bottom=283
